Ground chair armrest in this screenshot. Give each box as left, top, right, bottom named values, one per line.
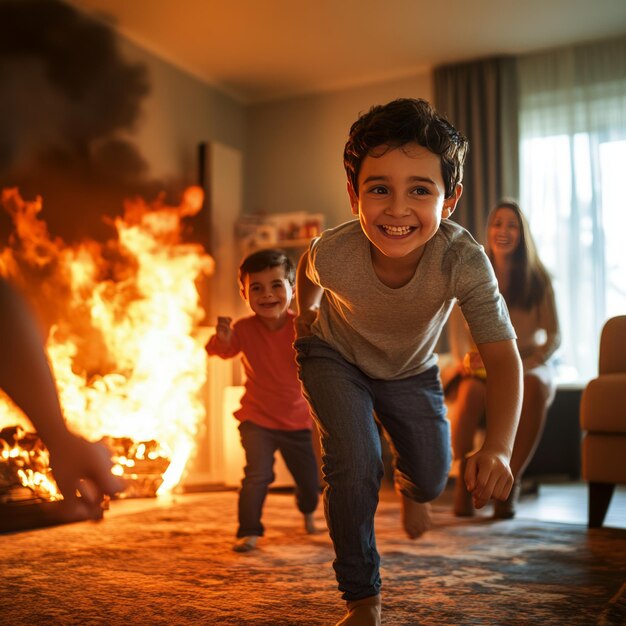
left=580, top=373, right=626, bottom=433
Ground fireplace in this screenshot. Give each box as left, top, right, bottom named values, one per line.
left=0, top=186, right=223, bottom=529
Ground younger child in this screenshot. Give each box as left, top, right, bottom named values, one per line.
left=206, top=248, right=320, bottom=552
left=294, top=98, right=523, bottom=625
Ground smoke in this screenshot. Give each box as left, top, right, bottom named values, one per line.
left=0, top=0, right=156, bottom=242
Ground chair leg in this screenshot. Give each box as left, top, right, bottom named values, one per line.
left=588, top=482, right=615, bottom=528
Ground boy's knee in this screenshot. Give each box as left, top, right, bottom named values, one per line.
left=399, top=483, right=446, bottom=503
left=323, top=447, right=384, bottom=488
left=395, top=464, right=449, bottom=502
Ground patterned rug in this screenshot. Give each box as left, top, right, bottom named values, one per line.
left=1, top=490, right=625, bottom=625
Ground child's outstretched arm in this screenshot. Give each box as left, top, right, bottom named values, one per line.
left=463, top=338, right=522, bottom=509
left=294, top=250, right=323, bottom=338
left=206, top=316, right=239, bottom=358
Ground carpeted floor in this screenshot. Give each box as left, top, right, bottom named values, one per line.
left=1, top=490, right=625, bottom=626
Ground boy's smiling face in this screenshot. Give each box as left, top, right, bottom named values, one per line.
left=241, top=265, right=293, bottom=328
left=348, top=142, right=462, bottom=274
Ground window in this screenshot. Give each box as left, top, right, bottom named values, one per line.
left=518, top=37, right=626, bottom=383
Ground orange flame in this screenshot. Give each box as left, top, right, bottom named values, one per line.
left=0, top=187, right=214, bottom=494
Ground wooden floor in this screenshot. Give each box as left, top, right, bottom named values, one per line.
left=505, top=480, right=626, bottom=528
left=379, top=479, right=626, bottom=529
left=110, top=479, right=626, bottom=530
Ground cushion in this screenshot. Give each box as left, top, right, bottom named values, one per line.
left=580, top=374, right=626, bottom=433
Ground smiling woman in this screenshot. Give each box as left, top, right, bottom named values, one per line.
left=446, top=199, right=561, bottom=519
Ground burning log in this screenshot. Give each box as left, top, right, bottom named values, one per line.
left=0, top=426, right=109, bottom=533
left=0, top=425, right=172, bottom=504
left=102, top=436, right=170, bottom=499
left=0, top=425, right=60, bottom=505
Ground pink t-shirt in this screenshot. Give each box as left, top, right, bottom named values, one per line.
left=206, top=311, right=312, bottom=431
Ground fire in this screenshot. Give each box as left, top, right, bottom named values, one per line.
left=0, top=426, right=61, bottom=503
left=0, top=187, right=214, bottom=497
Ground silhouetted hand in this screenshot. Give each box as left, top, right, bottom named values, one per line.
left=47, top=433, right=124, bottom=519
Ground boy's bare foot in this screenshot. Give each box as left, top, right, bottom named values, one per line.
left=401, top=496, right=432, bottom=539
left=336, top=594, right=381, bottom=626
left=304, top=512, right=317, bottom=534
left=232, top=536, right=258, bottom=552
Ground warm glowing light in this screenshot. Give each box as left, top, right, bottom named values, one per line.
left=0, top=427, right=61, bottom=502
left=182, top=185, right=205, bottom=214
left=0, top=188, right=214, bottom=497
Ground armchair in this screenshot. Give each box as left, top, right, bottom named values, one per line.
left=580, top=315, right=626, bottom=528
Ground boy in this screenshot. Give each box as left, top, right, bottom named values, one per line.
left=294, top=98, right=522, bottom=625
left=206, top=248, right=320, bottom=552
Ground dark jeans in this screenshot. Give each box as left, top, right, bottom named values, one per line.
left=237, top=420, right=320, bottom=538
left=294, top=335, right=451, bottom=601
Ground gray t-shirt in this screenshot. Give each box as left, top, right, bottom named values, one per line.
left=306, top=219, right=515, bottom=380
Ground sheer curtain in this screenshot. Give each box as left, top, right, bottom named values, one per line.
left=518, top=36, right=626, bottom=383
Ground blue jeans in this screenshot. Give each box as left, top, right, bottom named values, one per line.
left=237, top=420, right=320, bottom=538
left=294, top=336, right=451, bottom=601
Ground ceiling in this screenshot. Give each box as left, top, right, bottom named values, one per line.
left=68, top=0, right=626, bottom=104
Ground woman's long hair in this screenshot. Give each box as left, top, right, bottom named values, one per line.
left=486, top=199, right=552, bottom=310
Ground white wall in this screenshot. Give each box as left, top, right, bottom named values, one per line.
left=116, top=37, right=247, bottom=189
left=245, top=73, right=433, bottom=228
left=116, top=33, right=433, bottom=233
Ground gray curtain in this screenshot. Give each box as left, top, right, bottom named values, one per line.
left=434, top=57, right=519, bottom=243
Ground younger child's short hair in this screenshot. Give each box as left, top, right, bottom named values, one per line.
left=238, top=248, right=296, bottom=292
left=343, top=98, right=469, bottom=199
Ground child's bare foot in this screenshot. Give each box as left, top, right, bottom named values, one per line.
left=336, top=594, right=381, bottom=626
left=232, top=536, right=258, bottom=552
left=401, top=496, right=432, bottom=539
left=304, top=512, right=317, bottom=534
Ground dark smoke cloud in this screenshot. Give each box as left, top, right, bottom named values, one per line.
left=0, top=0, right=158, bottom=242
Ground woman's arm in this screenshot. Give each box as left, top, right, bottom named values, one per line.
left=520, top=282, right=561, bottom=369
left=536, top=282, right=561, bottom=363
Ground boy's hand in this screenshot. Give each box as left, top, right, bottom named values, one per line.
left=463, top=449, right=513, bottom=509
left=294, top=308, right=318, bottom=338
left=215, top=316, right=233, bottom=343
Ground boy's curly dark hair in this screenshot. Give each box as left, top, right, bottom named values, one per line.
left=343, top=98, right=468, bottom=199
left=238, top=248, right=295, bottom=292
